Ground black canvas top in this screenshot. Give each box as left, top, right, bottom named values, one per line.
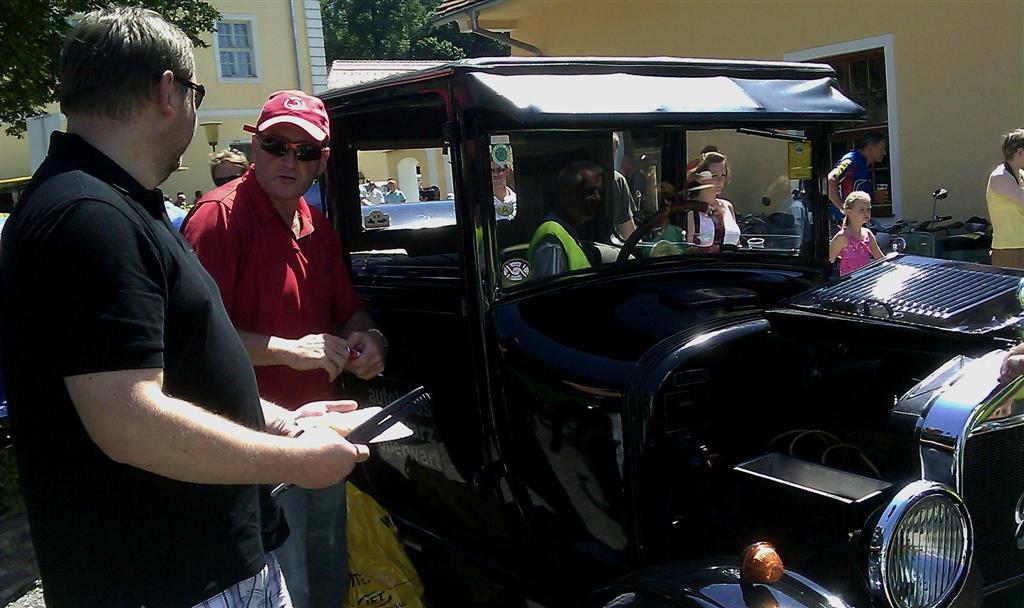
left=321, top=56, right=865, bottom=124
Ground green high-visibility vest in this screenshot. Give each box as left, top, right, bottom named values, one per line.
left=527, top=220, right=591, bottom=271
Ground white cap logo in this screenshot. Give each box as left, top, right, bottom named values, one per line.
left=283, top=96, right=305, bottom=111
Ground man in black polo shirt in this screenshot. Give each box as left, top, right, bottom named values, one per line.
left=0, top=8, right=369, bottom=607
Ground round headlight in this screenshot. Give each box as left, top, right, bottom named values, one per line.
left=868, top=481, right=972, bottom=608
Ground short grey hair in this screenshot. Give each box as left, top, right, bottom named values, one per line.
left=60, top=6, right=194, bottom=119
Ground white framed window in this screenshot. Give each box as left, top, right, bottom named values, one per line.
left=785, top=34, right=902, bottom=219
left=214, top=16, right=261, bottom=83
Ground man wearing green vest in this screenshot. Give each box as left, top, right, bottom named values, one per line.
left=528, top=161, right=603, bottom=278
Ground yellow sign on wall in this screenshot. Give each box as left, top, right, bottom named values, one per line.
left=788, top=141, right=812, bottom=180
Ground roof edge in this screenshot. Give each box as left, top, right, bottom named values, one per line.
left=431, top=0, right=509, bottom=27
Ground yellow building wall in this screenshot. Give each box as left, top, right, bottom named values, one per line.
left=483, top=0, right=1024, bottom=221
left=385, top=150, right=424, bottom=184
left=0, top=130, right=34, bottom=180
left=0, top=1, right=320, bottom=201
left=163, top=0, right=316, bottom=199
left=357, top=151, right=390, bottom=183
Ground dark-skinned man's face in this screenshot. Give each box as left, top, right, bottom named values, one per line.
left=564, top=169, right=603, bottom=226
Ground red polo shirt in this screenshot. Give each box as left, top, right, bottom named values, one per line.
left=181, top=168, right=363, bottom=410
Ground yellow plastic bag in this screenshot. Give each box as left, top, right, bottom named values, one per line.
left=345, top=484, right=425, bottom=608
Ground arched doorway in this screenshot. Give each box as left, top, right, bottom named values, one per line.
left=397, top=157, right=419, bottom=201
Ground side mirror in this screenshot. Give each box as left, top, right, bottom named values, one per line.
left=930, top=188, right=948, bottom=219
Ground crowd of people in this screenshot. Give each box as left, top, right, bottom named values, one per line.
left=357, top=176, right=446, bottom=205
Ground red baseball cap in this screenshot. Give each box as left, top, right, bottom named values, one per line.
left=244, top=90, right=329, bottom=142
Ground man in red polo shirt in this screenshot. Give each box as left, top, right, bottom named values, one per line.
left=181, top=90, right=386, bottom=608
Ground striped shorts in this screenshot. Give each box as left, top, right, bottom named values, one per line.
left=191, top=552, right=292, bottom=608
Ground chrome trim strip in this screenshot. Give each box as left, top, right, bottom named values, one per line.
left=917, top=350, right=1024, bottom=491
left=867, top=481, right=973, bottom=608
left=969, top=413, right=1024, bottom=436
left=984, top=571, right=1024, bottom=595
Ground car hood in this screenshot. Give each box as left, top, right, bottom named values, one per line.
left=786, top=254, right=1024, bottom=334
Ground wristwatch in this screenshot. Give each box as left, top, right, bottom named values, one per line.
left=367, top=328, right=389, bottom=356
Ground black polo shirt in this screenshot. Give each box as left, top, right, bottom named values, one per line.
left=0, top=132, right=287, bottom=607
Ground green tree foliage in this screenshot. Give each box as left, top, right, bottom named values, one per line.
left=321, top=0, right=508, bottom=62
left=0, top=0, right=219, bottom=136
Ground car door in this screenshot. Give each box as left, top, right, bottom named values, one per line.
left=326, top=134, right=525, bottom=579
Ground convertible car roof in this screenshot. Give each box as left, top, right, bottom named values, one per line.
left=320, top=56, right=866, bottom=124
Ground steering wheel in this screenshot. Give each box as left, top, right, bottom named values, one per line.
left=617, top=201, right=704, bottom=262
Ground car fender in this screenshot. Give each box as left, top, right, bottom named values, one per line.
left=578, top=559, right=851, bottom=608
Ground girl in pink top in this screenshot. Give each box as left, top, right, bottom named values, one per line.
left=829, top=191, right=885, bottom=275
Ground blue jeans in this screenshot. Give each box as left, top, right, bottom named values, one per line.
left=274, top=482, right=348, bottom=608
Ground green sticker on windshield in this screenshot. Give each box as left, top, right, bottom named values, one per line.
left=491, top=143, right=512, bottom=166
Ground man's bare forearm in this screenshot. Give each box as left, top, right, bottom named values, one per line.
left=827, top=175, right=843, bottom=210
left=67, top=371, right=306, bottom=485
left=238, top=330, right=298, bottom=366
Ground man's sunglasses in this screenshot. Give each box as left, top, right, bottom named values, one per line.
left=171, top=74, right=205, bottom=109
left=257, top=134, right=325, bottom=161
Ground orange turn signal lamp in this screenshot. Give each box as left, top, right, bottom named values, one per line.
left=740, top=542, right=784, bottom=584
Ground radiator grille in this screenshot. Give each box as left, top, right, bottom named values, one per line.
left=962, top=424, right=1024, bottom=586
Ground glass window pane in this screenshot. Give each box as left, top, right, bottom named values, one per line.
left=238, top=52, right=254, bottom=77
left=220, top=51, right=235, bottom=77
left=485, top=127, right=814, bottom=290
left=868, top=57, right=885, bottom=91
left=868, top=91, right=887, bottom=124
left=850, top=60, right=868, bottom=93
left=234, top=23, right=250, bottom=48
left=836, top=64, right=849, bottom=93
left=217, top=29, right=231, bottom=48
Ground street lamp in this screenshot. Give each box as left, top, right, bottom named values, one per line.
left=199, top=121, right=222, bottom=152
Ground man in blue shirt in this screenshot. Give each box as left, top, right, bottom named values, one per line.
left=827, top=130, right=887, bottom=221
left=382, top=178, right=406, bottom=204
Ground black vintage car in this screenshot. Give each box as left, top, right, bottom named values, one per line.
left=320, top=57, right=1024, bottom=607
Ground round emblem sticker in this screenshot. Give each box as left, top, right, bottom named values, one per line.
left=502, top=258, right=530, bottom=283
left=491, top=144, right=512, bottom=165
left=495, top=202, right=514, bottom=218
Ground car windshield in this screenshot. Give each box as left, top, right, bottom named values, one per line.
left=491, top=128, right=818, bottom=289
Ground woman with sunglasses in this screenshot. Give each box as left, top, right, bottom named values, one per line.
left=210, top=147, right=249, bottom=187
left=683, top=151, right=741, bottom=252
